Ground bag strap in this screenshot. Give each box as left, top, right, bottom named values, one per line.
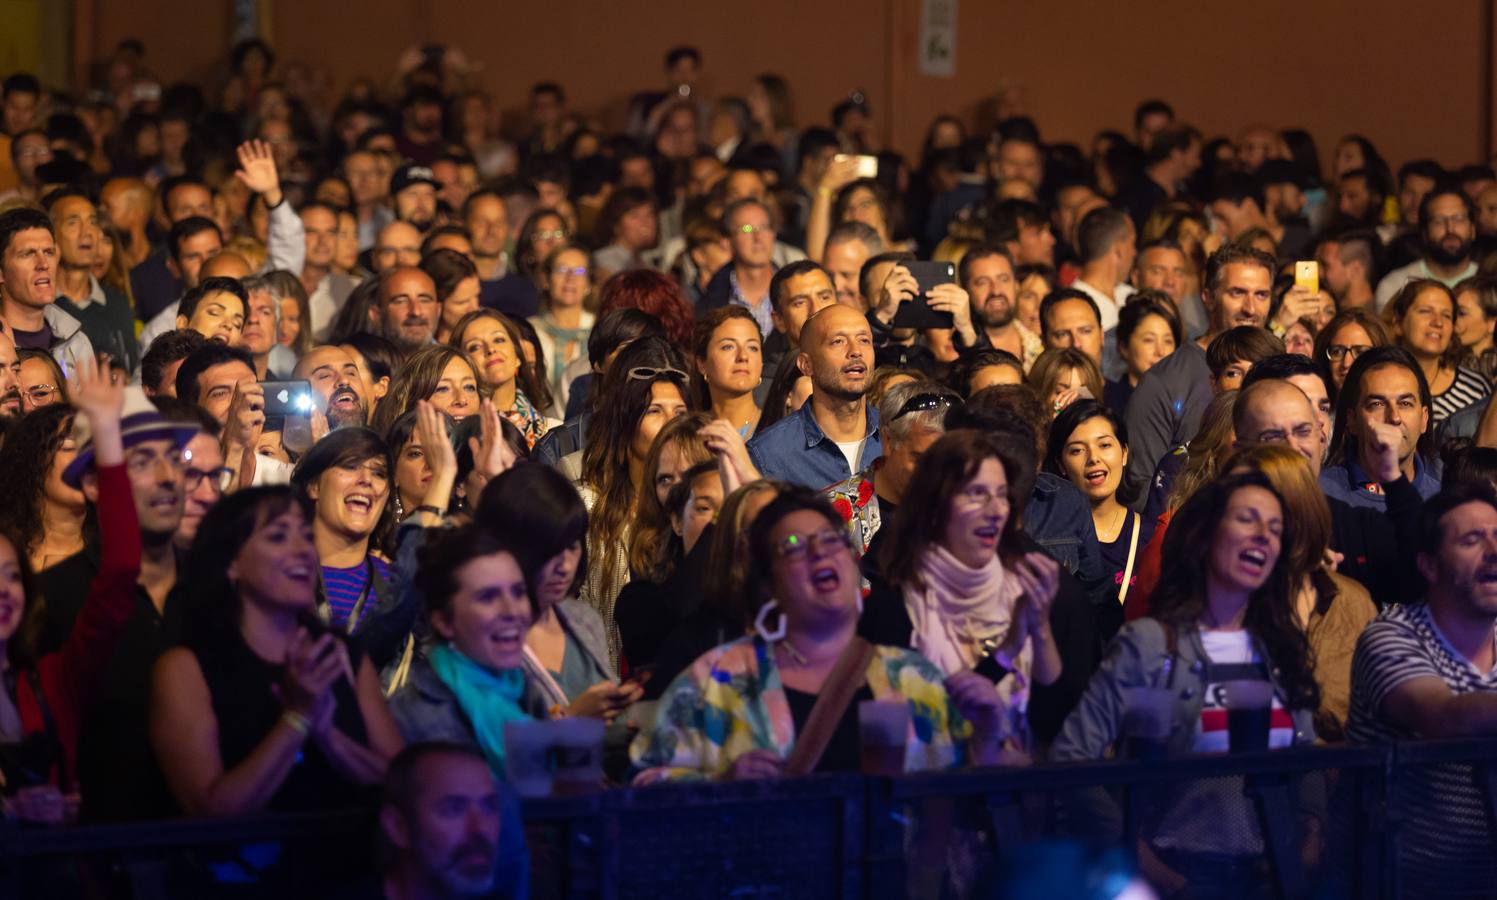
left=783, top=637, right=876, bottom=777
left=25, top=669, right=66, bottom=788
left=1116, top=513, right=1143, bottom=607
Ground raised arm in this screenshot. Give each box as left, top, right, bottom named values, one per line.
left=237, top=139, right=304, bottom=274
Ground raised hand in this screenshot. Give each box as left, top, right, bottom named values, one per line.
left=701, top=418, right=759, bottom=492
left=65, top=354, right=126, bottom=466
left=1366, top=420, right=1405, bottom=484
left=874, top=264, right=919, bottom=325
left=234, top=140, right=283, bottom=207
left=468, top=398, right=517, bottom=482
left=924, top=282, right=977, bottom=345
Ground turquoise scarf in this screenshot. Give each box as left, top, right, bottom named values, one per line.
left=428, top=643, right=531, bottom=777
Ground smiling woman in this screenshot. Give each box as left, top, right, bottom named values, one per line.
left=290, top=428, right=394, bottom=632
left=175, top=276, right=248, bottom=346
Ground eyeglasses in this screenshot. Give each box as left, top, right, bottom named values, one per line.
left=736, top=224, right=772, bottom=235
left=184, top=466, right=235, bottom=493
left=534, top=229, right=568, bottom=241
left=553, top=265, right=589, bottom=278
left=1325, top=344, right=1372, bottom=362
left=774, top=529, right=852, bottom=563
left=1430, top=213, right=1471, bottom=230
left=627, top=365, right=689, bottom=381
left=893, top=392, right=954, bottom=423
left=21, top=384, right=57, bottom=408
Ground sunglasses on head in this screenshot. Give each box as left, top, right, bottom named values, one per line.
left=893, top=392, right=955, bottom=422
left=627, top=365, right=689, bottom=382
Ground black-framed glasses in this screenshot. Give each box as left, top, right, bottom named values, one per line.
left=774, top=529, right=852, bottom=563
left=184, top=466, right=235, bottom=493
left=627, top=366, right=689, bottom=382
left=1325, top=344, right=1372, bottom=363
left=893, top=392, right=955, bottom=422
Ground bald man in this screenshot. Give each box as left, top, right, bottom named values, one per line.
left=369, top=266, right=439, bottom=352
left=747, top=303, right=881, bottom=488
left=294, top=345, right=369, bottom=429
left=136, top=252, right=253, bottom=363
left=100, top=177, right=154, bottom=269
left=1230, top=374, right=1428, bottom=610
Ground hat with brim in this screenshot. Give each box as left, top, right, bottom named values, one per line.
left=62, top=387, right=202, bottom=488
left=391, top=163, right=440, bottom=196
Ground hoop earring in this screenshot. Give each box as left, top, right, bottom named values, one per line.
left=754, top=600, right=787, bottom=642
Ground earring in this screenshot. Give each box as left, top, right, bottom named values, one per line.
left=857, top=591, right=864, bottom=615
left=754, top=600, right=787, bottom=642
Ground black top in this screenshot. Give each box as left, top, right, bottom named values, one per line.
left=783, top=685, right=874, bottom=774
left=615, top=530, right=712, bottom=675
left=479, top=273, right=540, bottom=320
left=1103, top=377, right=1133, bottom=421
left=39, top=542, right=187, bottom=822
left=188, top=624, right=375, bottom=814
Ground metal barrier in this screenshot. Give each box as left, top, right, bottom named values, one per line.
left=4, top=740, right=1497, bottom=900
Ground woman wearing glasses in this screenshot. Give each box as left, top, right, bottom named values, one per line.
left=633, top=487, right=1008, bottom=782
left=1311, top=307, right=1388, bottom=395
left=16, top=350, right=65, bottom=413
left=515, top=209, right=571, bottom=288
left=861, top=430, right=1062, bottom=755
left=530, top=243, right=595, bottom=407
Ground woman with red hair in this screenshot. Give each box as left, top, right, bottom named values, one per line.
left=597, top=270, right=695, bottom=348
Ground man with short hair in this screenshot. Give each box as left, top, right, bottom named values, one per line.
left=396, top=88, right=445, bottom=166
left=40, top=387, right=200, bottom=821
left=1117, top=126, right=1201, bottom=230
left=1235, top=124, right=1277, bottom=172
left=128, top=177, right=219, bottom=320
left=0, top=73, right=41, bottom=192
left=295, top=344, right=369, bottom=429
left=1375, top=185, right=1480, bottom=311
left=1040, top=288, right=1105, bottom=367
left=1336, top=168, right=1386, bottom=229
left=994, top=133, right=1043, bottom=189
left=140, top=328, right=208, bottom=397
left=0, top=207, right=96, bottom=375
left=1133, top=99, right=1174, bottom=148
left=0, top=128, right=49, bottom=206
left=0, top=326, right=21, bottom=424
left=147, top=396, right=227, bottom=552
left=1131, top=239, right=1208, bottom=341
left=960, top=244, right=1042, bottom=369
left=46, top=189, right=140, bottom=371
left=1316, top=229, right=1379, bottom=310
left=344, top=148, right=394, bottom=250
left=1233, top=379, right=1324, bottom=472
left=699, top=199, right=779, bottom=336
left=765, top=259, right=837, bottom=373
left=822, top=221, right=883, bottom=310
left=391, top=163, right=440, bottom=234
left=748, top=304, right=881, bottom=488
left=824, top=379, right=954, bottom=555
left=373, top=742, right=528, bottom=900
left=988, top=198, right=1056, bottom=267
left=1322, top=346, right=1440, bottom=509
left=1240, top=353, right=1334, bottom=454
left=175, top=342, right=257, bottom=426
left=1121, top=244, right=1276, bottom=507
left=373, top=220, right=423, bottom=274
left=370, top=266, right=439, bottom=352
left=464, top=189, right=539, bottom=319
left=1071, top=207, right=1136, bottom=331
left=1347, top=481, right=1497, bottom=889
left=1208, top=171, right=1279, bottom=246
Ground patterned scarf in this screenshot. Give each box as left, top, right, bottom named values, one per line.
left=502, top=389, right=547, bottom=449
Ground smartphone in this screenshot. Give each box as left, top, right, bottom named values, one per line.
left=261, top=380, right=317, bottom=417
left=1294, top=261, right=1319, bottom=297
left=835, top=153, right=879, bottom=179
left=891, top=261, right=957, bottom=330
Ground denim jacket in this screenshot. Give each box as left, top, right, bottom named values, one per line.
left=1024, top=473, right=1108, bottom=606
left=747, top=400, right=882, bottom=490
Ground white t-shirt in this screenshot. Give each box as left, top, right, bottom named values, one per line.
left=833, top=438, right=864, bottom=477
left=1192, top=629, right=1294, bottom=754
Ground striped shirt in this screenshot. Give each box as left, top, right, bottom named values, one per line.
left=1347, top=603, right=1497, bottom=895
left=322, top=557, right=390, bottom=629
left=1431, top=366, right=1490, bottom=423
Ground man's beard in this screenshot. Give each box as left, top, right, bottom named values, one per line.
left=1427, top=235, right=1473, bottom=267
left=326, top=393, right=368, bottom=429
left=978, top=297, right=1015, bottom=329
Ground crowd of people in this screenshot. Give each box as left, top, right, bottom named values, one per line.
left=5, top=34, right=1497, bottom=899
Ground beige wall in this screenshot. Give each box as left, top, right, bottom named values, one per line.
left=78, top=0, right=1489, bottom=171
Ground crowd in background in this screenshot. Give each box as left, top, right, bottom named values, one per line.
left=5, top=34, right=1497, bottom=900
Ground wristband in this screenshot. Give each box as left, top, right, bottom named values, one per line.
left=266, top=193, right=286, bottom=210
left=281, top=710, right=311, bottom=736
left=413, top=504, right=444, bottom=517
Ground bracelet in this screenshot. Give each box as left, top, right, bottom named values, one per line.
left=413, top=504, right=444, bottom=517
left=281, top=710, right=311, bottom=736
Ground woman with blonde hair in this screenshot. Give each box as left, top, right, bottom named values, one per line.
left=1028, top=348, right=1104, bottom=420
